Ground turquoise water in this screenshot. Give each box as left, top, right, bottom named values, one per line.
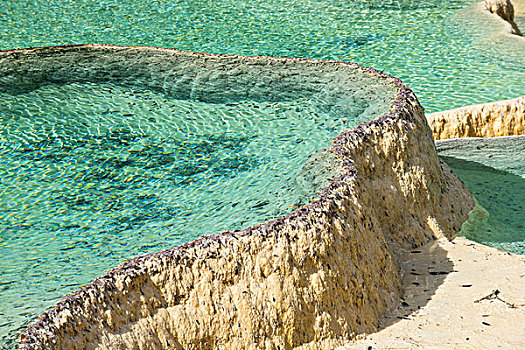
left=437, top=137, right=525, bottom=255
left=1, top=0, right=525, bottom=348
left=0, top=82, right=344, bottom=347
left=1, top=0, right=524, bottom=112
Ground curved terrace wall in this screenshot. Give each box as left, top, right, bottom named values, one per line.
left=427, top=95, right=525, bottom=140
left=2, top=45, right=475, bottom=349
left=456, top=0, right=525, bottom=45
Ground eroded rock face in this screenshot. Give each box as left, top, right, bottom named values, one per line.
left=486, top=0, right=516, bottom=22
left=4, top=45, right=475, bottom=350
left=484, top=0, right=523, bottom=35
left=426, top=96, right=525, bottom=140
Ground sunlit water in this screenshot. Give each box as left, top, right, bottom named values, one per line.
left=1, top=0, right=524, bottom=112
left=0, top=82, right=347, bottom=346
left=0, top=0, right=524, bottom=347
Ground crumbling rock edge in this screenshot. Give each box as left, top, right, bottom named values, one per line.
left=427, top=95, right=525, bottom=140
left=3, top=45, right=475, bottom=350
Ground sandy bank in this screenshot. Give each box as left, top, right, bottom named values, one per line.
left=341, top=236, right=525, bottom=349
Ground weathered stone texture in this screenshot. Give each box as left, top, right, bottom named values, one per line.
left=484, top=0, right=523, bottom=35
left=5, top=45, right=474, bottom=350
left=485, top=0, right=516, bottom=22
left=427, top=96, right=525, bottom=140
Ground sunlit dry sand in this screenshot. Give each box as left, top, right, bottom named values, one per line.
left=343, top=237, right=525, bottom=349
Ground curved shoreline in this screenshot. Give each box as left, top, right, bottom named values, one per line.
left=484, top=0, right=523, bottom=35
left=0, top=45, right=475, bottom=349
left=459, top=1, right=525, bottom=40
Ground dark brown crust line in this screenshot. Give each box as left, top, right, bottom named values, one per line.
left=0, top=45, right=475, bottom=349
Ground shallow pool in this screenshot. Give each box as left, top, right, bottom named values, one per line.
left=437, top=136, right=525, bottom=255
left=0, top=79, right=346, bottom=346
left=1, top=0, right=524, bottom=112
left=0, top=0, right=524, bottom=347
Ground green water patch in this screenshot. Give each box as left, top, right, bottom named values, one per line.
left=438, top=136, right=525, bottom=255
left=0, top=81, right=345, bottom=347
left=442, top=156, right=524, bottom=253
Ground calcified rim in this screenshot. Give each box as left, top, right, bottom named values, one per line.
left=3, top=44, right=422, bottom=347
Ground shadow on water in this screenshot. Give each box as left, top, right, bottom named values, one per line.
left=441, top=156, right=525, bottom=252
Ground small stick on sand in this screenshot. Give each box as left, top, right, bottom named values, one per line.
left=474, top=289, right=518, bottom=308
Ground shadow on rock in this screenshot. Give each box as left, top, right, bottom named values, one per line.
left=375, top=240, right=454, bottom=331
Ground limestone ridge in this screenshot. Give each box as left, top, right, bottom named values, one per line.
left=426, top=96, right=525, bottom=140
left=484, top=0, right=523, bottom=35
left=2, top=45, right=475, bottom=350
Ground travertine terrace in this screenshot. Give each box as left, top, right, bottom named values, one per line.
left=0, top=45, right=474, bottom=350
left=427, top=96, right=525, bottom=140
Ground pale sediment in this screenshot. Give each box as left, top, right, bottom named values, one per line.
left=342, top=134, right=525, bottom=348
left=426, top=96, right=525, bottom=140
left=3, top=45, right=475, bottom=350
left=452, top=1, right=525, bottom=69
left=341, top=237, right=525, bottom=349
left=340, top=135, right=525, bottom=349
left=511, top=0, right=525, bottom=14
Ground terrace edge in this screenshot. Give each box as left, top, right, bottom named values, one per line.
left=0, top=45, right=476, bottom=349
